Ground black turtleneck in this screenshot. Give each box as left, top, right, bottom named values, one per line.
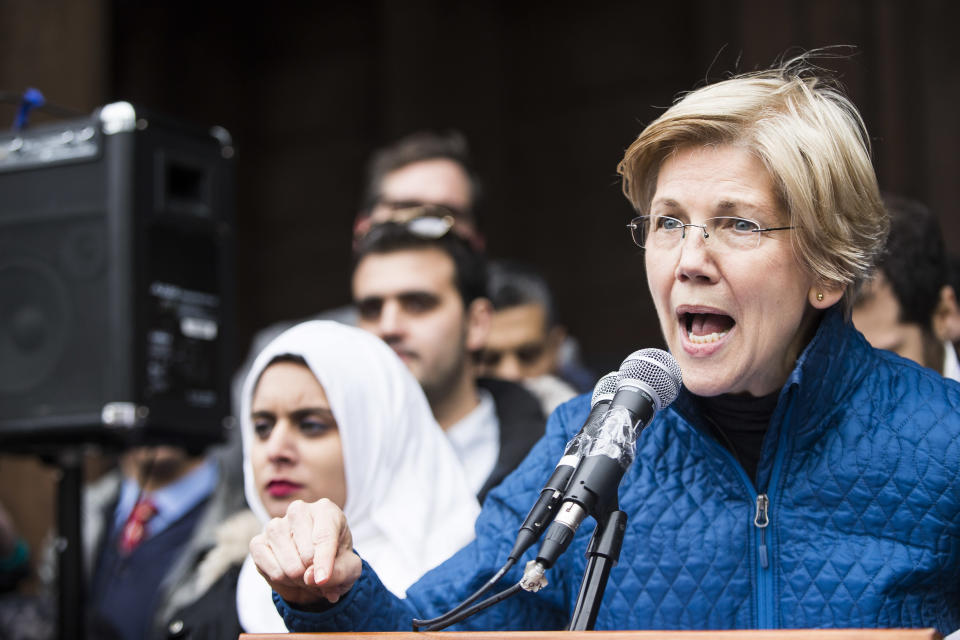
left=696, top=390, right=780, bottom=484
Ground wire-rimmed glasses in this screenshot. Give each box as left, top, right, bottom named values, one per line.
left=627, top=215, right=794, bottom=251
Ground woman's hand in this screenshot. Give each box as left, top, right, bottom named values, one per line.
left=249, top=498, right=362, bottom=606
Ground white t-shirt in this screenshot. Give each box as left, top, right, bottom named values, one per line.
left=943, top=341, right=960, bottom=383
left=445, top=388, right=499, bottom=495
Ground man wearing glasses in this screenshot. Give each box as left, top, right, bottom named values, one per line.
left=234, top=130, right=485, bottom=407
left=236, top=131, right=544, bottom=500
left=239, top=130, right=484, bottom=345
left=352, top=129, right=485, bottom=253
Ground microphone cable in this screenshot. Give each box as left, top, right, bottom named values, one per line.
left=413, top=582, right=523, bottom=631
left=411, top=559, right=515, bottom=630
left=417, top=350, right=682, bottom=629
left=412, top=371, right=620, bottom=631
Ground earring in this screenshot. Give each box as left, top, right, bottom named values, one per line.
left=816, top=292, right=824, bottom=302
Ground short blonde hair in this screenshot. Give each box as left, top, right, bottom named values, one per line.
left=618, top=56, right=889, bottom=315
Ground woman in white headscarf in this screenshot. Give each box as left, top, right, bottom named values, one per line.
left=166, top=320, right=480, bottom=637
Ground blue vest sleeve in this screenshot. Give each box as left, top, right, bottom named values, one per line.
left=279, top=394, right=593, bottom=632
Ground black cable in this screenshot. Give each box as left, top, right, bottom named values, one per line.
left=414, top=582, right=523, bottom=631
left=411, top=558, right=515, bottom=630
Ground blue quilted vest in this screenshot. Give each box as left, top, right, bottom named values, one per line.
left=279, top=309, right=960, bottom=634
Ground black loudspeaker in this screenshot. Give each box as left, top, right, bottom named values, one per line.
left=0, top=102, right=235, bottom=452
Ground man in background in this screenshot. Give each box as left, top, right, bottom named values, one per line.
left=235, top=130, right=485, bottom=389
left=237, top=131, right=546, bottom=501
left=852, top=195, right=960, bottom=380
left=46, top=445, right=246, bottom=640
left=353, top=130, right=484, bottom=252
left=936, top=253, right=960, bottom=356
left=352, top=222, right=544, bottom=500
left=479, top=259, right=594, bottom=409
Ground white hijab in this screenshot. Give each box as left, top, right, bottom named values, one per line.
left=236, top=321, right=480, bottom=632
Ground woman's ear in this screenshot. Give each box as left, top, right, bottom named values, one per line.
left=809, top=283, right=845, bottom=309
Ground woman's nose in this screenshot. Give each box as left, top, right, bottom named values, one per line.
left=265, top=421, right=298, bottom=463
left=674, top=228, right=717, bottom=283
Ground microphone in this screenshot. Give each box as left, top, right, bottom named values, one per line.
left=523, top=349, right=681, bottom=586
left=559, top=371, right=619, bottom=460
left=507, top=371, right=619, bottom=562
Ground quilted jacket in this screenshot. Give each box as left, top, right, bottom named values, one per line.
left=278, top=308, right=960, bottom=633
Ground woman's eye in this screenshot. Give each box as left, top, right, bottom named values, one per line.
left=658, top=217, right=681, bottom=231
left=253, top=421, right=273, bottom=440
left=300, top=419, right=332, bottom=436
left=732, top=218, right=757, bottom=233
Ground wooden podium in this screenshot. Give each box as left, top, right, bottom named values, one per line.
left=240, top=630, right=942, bottom=640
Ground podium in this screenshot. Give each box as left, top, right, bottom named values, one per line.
left=240, top=630, right=942, bottom=640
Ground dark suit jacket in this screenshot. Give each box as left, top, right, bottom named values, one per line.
left=475, top=377, right=546, bottom=502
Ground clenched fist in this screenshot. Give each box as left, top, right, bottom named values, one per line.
left=250, top=498, right=363, bottom=605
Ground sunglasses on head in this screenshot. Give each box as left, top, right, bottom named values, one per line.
left=354, top=202, right=485, bottom=251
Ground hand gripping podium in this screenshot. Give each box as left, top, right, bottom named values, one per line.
left=239, top=629, right=942, bottom=639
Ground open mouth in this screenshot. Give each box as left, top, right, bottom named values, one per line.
left=682, top=312, right=735, bottom=344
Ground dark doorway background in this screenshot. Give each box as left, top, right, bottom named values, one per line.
left=4, top=0, right=959, bottom=373
left=1, top=0, right=958, bottom=579
left=108, top=0, right=960, bottom=373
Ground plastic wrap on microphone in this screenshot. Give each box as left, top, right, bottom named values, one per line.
left=526, top=348, right=682, bottom=575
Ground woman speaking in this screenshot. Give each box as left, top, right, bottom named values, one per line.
left=251, top=56, right=960, bottom=633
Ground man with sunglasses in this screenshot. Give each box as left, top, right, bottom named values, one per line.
left=352, top=219, right=545, bottom=501
left=234, top=130, right=486, bottom=406
left=235, top=131, right=543, bottom=500
left=237, top=130, right=485, bottom=366
left=479, top=260, right=595, bottom=407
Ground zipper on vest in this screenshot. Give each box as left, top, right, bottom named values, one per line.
left=753, top=491, right=774, bottom=628
left=753, top=494, right=770, bottom=569
left=681, top=398, right=791, bottom=629
left=753, top=395, right=794, bottom=629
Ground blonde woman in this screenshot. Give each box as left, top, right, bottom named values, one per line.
left=254, top=57, right=960, bottom=634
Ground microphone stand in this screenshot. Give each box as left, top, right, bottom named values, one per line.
left=567, top=507, right=627, bottom=630
left=52, top=447, right=86, bottom=640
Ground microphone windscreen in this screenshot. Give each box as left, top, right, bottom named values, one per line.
left=590, top=371, right=619, bottom=407
left=617, top=349, right=682, bottom=410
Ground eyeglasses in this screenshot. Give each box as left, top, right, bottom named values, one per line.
left=627, top=215, right=794, bottom=251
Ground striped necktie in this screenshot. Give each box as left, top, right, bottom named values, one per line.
left=118, top=498, right=157, bottom=555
